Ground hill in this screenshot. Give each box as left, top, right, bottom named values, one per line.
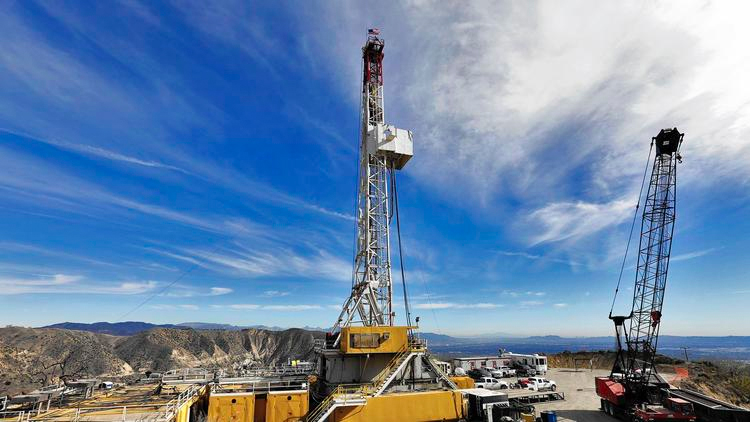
left=41, top=321, right=328, bottom=336
left=0, top=326, right=323, bottom=396
left=43, top=321, right=183, bottom=336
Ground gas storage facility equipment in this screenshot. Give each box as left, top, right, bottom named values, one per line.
left=308, top=28, right=463, bottom=422
left=596, top=128, right=694, bottom=421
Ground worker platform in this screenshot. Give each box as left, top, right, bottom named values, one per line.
left=506, top=390, right=566, bottom=406
left=0, top=382, right=205, bottom=422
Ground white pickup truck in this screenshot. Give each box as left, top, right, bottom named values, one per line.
left=490, top=366, right=516, bottom=378
left=499, top=366, right=516, bottom=377
left=525, top=377, right=557, bottom=391
left=475, top=377, right=509, bottom=390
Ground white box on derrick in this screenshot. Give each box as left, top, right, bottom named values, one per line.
left=366, top=123, right=413, bottom=169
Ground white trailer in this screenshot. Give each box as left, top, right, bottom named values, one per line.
left=451, top=356, right=512, bottom=372
left=501, top=352, right=548, bottom=375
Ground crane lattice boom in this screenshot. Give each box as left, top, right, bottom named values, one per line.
left=611, top=128, right=684, bottom=401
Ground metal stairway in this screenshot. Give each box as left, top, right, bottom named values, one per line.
left=370, top=345, right=423, bottom=396
left=306, top=344, right=425, bottom=422
left=305, top=385, right=368, bottom=422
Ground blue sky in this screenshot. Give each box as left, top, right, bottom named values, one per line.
left=1, top=1, right=749, bottom=336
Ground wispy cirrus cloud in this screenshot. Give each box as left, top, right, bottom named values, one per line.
left=209, top=287, right=233, bottom=296
left=152, top=244, right=351, bottom=282
left=214, top=304, right=324, bottom=311
left=525, top=198, right=633, bottom=246
left=413, top=302, right=504, bottom=310
left=671, top=248, right=717, bottom=262
left=151, top=304, right=199, bottom=310
left=3, top=129, right=191, bottom=174
left=498, top=250, right=581, bottom=267
left=0, top=274, right=157, bottom=295
left=314, top=0, right=750, bottom=246
left=263, top=290, right=290, bottom=297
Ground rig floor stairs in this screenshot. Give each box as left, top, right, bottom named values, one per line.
left=306, top=345, right=425, bottom=422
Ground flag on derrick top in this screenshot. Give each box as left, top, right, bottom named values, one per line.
left=368, top=28, right=380, bottom=35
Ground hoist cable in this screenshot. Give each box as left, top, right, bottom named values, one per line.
left=610, top=140, right=654, bottom=317
left=391, top=170, right=412, bottom=328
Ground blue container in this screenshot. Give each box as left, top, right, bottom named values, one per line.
left=541, top=411, right=557, bottom=422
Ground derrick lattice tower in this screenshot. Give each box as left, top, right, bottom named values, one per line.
left=333, top=29, right=413, bottom=330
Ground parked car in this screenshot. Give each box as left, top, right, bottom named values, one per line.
left=467, top=368, right=493, bottom=380
left=525, top=376, right=557, bottom=391
left=513, top=363, right=537, bottom=377
left=498, top=366, right=516, bottom=377
left=489, top=369, right=505, bottom=379
left=475, top=377, right=509, bottom=390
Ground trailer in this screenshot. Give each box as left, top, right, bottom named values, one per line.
left=501, top=353, right=548, bottom=375
left=452, top=357, right=511, bottom=372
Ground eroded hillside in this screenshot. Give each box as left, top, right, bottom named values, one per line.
left=0, top=326, right=323, bottom=396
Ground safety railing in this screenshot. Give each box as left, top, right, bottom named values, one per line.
left=158, top=384, right=203, bottom=421
left=304, top=385, right=369, bottom=422
left=212, top=379, right=307, bottom=394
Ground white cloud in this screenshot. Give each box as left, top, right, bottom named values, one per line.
left=525, top=198, right=633, bottom=246
left=503, top=290, right=546, bottom=298
left=225, top=304, right=260, bottom=310
left=209, top=287, right=233, bottom=296
left=217, top=304, right=324, bottom=312
left=498, top=250, right=582, bottom=267
left=0, top=274, right=157, bottom=295
left=553, top=303, right=568, bottom=308
left=671, top=248, right=717, bottom=262
left=312, top=1, right=750, bottom=245
left=2, top=129, right=190, bottom=174
left=151, top=304, right=199, bottom=310
left=413, top=302, right=504, bottom=310
left=263, top=290, right=290, bottom=297
left=262, top=305, right=322, bottom=311
left=167, top=245, right=351, bottom=282
left=520, top=301, right=544, bottom=307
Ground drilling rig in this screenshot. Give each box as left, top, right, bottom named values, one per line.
left=332, top=27, right=412, bottom=332
left=596, top=128, right=695, bottom=421
left=307, top=29, right=461, bottom=422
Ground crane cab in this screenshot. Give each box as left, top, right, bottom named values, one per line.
left=654, top=127, right=683, bottom=155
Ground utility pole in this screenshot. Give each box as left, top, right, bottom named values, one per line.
left=681, top=346, right=690, bottom=363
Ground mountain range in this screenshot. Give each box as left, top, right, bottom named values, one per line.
left=43, top=321, right=326, bottom=336
left=41, top=322, right=750, bottom=359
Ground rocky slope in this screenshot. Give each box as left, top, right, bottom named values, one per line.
left=115, top=327, right=322, bottom=372
left=0, top=326, right=323, bottom=396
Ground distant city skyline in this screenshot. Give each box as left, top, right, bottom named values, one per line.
left=1, top=1, right=749, bottom=336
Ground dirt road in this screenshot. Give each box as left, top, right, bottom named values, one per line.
left=531, top=368, right=611, bottom=422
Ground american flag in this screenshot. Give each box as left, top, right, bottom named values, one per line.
left=368, top=28, right=380, bottom=36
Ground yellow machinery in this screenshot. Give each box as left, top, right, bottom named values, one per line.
left=330, top=391, right=465, bottom=422
left=339, top=326, right=410, bottom=354
left=449, top=376, right=475, bottom=389
left=208, top=390, right=308, bottom=422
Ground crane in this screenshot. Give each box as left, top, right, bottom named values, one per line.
left=596, top=128, right=695, bottom=421
left=332, top=29, right=413, bottom=333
